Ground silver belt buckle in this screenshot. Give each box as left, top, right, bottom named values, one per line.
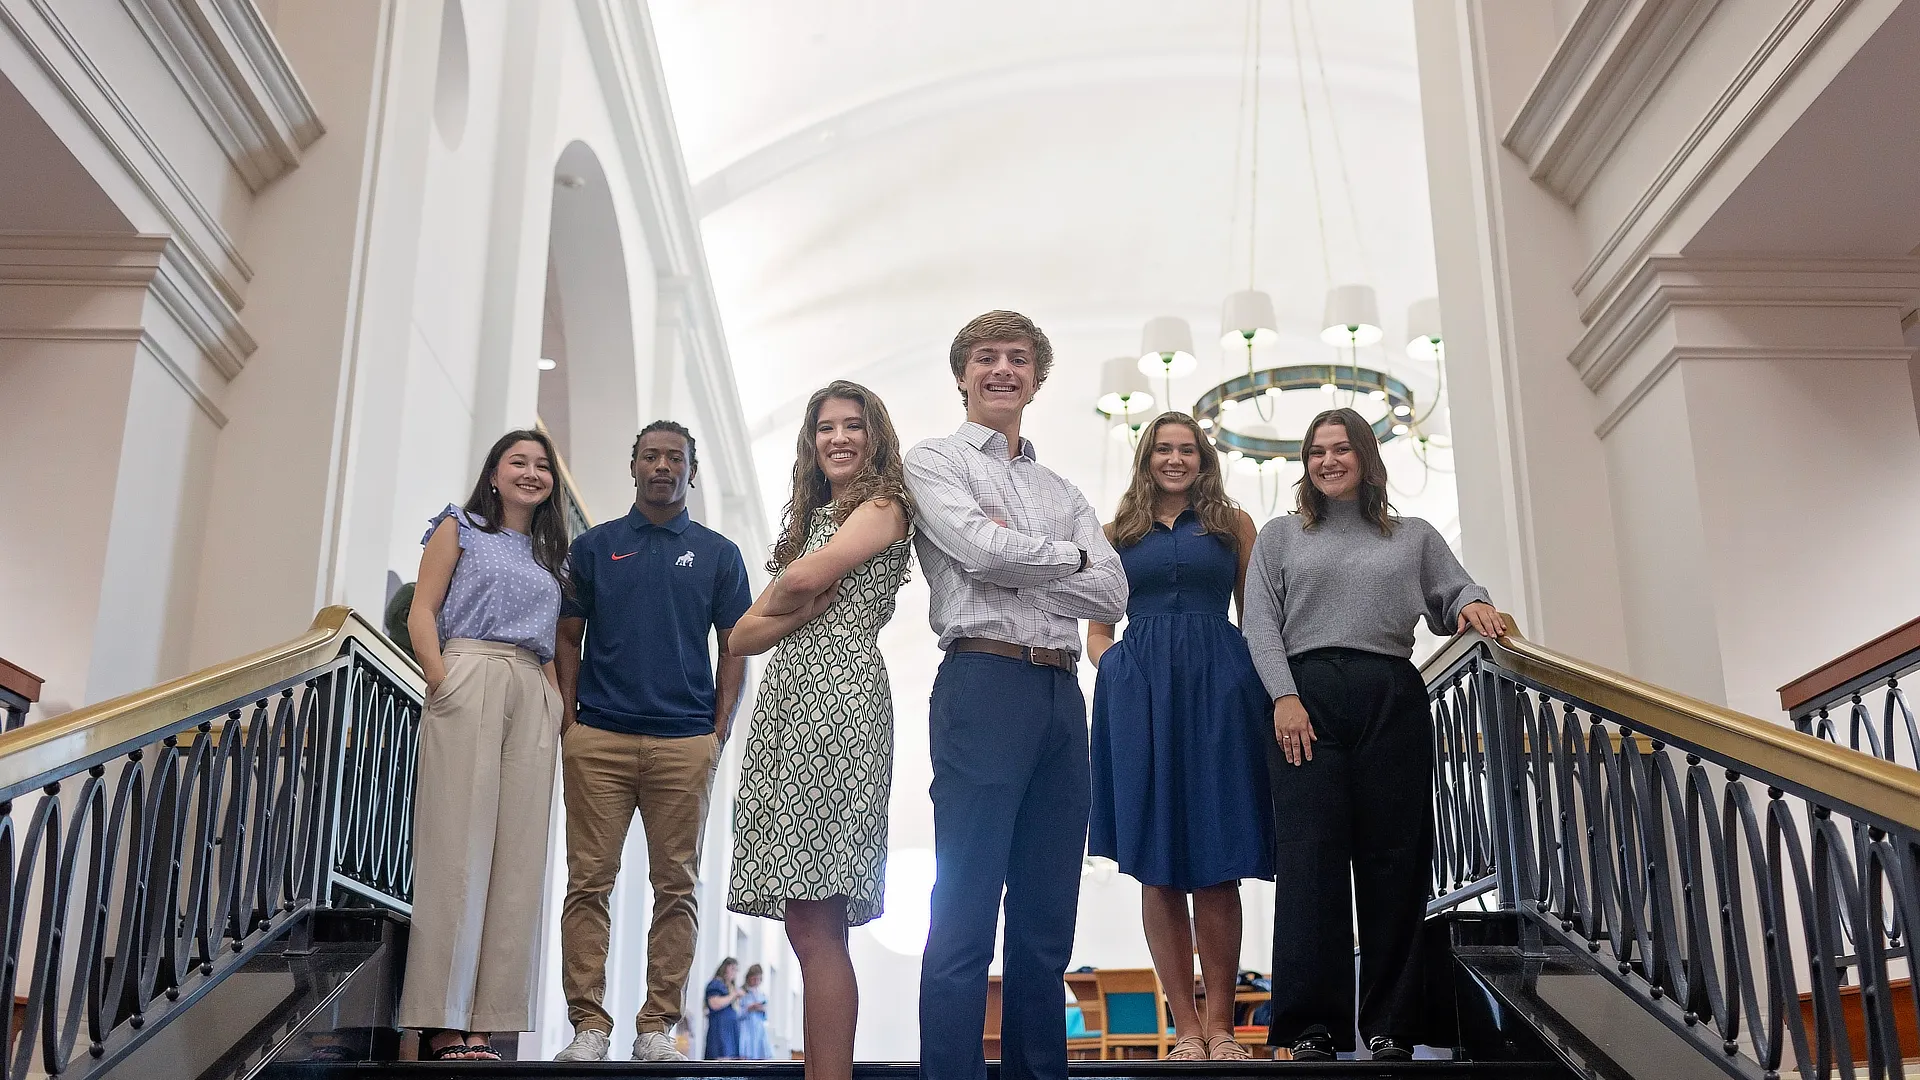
left=1028, top=646, right=1066, bottom=669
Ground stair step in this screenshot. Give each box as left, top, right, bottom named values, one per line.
left=261, top=1064, right=1554, bottom=1079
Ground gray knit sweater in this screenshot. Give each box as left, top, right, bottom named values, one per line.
left=1242, top=499, right=1490, bottom=702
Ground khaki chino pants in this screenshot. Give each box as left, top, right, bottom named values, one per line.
left=397, top=640, right=559, bottom=1032
left=560, top=721, right=720, bottom=1036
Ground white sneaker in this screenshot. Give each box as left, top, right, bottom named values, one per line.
left=631, top=1030, right=687, bottom=1062
left=554, top=1028, right=610, bottom=1062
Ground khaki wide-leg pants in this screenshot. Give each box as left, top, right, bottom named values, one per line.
left=559, top=722, right=719, bottom=1037
left=397, top=639, right=560, bottom=1032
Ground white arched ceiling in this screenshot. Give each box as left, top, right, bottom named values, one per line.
left=545, top=140, right=641, bottom=520
left=652, top=0, right=1456, bottom=538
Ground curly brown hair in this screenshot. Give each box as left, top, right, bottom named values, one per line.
left=768, top=381, right=914, bottom=573
left=1107, top=413, right=1242, bottom=553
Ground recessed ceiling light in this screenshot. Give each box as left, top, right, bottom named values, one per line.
left=537, top=357, right=557, bottom=371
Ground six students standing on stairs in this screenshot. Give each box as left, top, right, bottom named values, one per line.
left=397, top=310, right=1499, bottom=1066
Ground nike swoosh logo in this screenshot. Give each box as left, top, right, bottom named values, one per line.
left=611, top=551, right=638, bottom=561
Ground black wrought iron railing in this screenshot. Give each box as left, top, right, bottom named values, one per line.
left=0, top=607, right=421, bottom=1080
left=1425, top=623, right=1920, bottom=1079
left=1781, top=617, right=1920, bottom=771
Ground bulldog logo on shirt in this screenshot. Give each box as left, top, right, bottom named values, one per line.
left=676, top=550, right=696, bottom=567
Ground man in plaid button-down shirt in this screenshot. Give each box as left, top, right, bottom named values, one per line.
left=905, top=311, right=1127, bottom=1080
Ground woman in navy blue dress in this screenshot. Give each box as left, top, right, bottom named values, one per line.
left=1089, top=412, right=1274, bottom=1061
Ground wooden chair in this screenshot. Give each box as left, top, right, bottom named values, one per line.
left=1093, top=968, right=1170, bottom=1059
left=1065, top=975, right=1105, bottom=1060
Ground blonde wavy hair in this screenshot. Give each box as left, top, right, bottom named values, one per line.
left=768, top=381, right=913, bottom=573
left=1107, top=412, right=1242, bottom=553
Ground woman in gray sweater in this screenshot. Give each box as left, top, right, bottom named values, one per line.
left=1242, top=407, right=1504, bottom=1062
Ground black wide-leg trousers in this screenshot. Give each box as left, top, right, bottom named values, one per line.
left=1266, top=647, right=1434, bottom=1052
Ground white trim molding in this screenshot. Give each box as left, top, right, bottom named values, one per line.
left=1568, top=0, right=1879, bottom=324
left=574, top=0, right=769, bottom=556
left=1573, top=255, right=1920, bottom=436
left=1504, top=0, right=1721, bottom=204
left=0, top=231, right=232, bottom=425
left=120, top=0, right=324, bottom=192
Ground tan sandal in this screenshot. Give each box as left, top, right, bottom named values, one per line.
left=1208, top=1034, right=1253, bottom=1060
left=1167, top=1035, right=1208, bottom=1061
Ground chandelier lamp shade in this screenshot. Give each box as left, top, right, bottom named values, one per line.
left=1137, top=316, right=1198, bottom=380
left=1219, top=290, right=1279, bottom=349
left=1193, top=364, right=1415, bottom=463
left=1319, top=283, right=1384, bottom=347
left=1095, top=356, right=1156, bottom=418
left=1404, top=297, right=1443, bottom=362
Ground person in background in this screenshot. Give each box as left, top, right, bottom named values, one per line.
left=727, top=380, right=913, bottom=1080
left=552, top=421, right=754, bottom=1063
left=737, top=964, right=772, bottom=1060
left=905, top=310, right=1128, bottom=1080
left=396, top=429, right=572, bottom=1061
left=1243, top=407, right=1504, bottom=1062
left=705, top=958, right=743, bottom=1060
left=1087, top=412, right=1273, bottom=1061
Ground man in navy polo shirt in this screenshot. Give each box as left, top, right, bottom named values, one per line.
left=552, top=420, right=752, bottom=1063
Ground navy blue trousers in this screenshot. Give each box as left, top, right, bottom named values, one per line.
left=920, top=653, right=1091, bottom=1080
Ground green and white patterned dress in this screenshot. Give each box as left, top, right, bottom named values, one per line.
left=728, top=506, right=911, bottom=926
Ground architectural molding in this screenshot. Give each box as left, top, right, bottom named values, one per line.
left=150, top=239, right=255, bottom=377
left=1569, top=0, right=1866, bottom=323
left=120, top=0, right=324, bottom=192
left=1503, top=0, right=1720, bottom=204
left=574, top=0, right=768, bottom=553
left=137, top=327, right=228, bottom=426
left=0, top=231, right=235, bottom=424
left=1, top=0, right=256, bottom=317
left=1571, top=254, right=1920, bottom=390
left=0, top=229, right=168, bottom=285
left=1593, top=341, right=1914, bottom=437
left=1574, top=255, right=1920, bottom=436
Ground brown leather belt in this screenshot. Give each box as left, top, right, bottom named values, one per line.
left=951, top=637, right=1077, bottom=672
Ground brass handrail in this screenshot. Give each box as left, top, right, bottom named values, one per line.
left=0, top=606, right=421, bottom=793
left=1421, top=618, right=1920, bottom=831
left=535, top=416, right=596, bottom=528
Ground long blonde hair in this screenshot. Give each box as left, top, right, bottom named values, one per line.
left=1108, top=412, right=1241, bottom=552
left=768, top=381, right=913, bottom=573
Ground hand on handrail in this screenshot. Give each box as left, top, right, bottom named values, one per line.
left=1457, top=601, right=1507, bottom=641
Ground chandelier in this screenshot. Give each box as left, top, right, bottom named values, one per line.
left=1141, top=0, right=1437, bottom=469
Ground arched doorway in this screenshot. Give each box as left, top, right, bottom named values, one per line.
left=540, top=140, right=646, bottom=523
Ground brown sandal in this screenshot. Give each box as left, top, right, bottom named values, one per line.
left=1167, top=1035, right=1208, bottom=1061
left=1208, top=1034, right=1253, bottom=1060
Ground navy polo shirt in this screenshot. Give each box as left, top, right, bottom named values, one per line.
left=562, top=507, right=753, bottom=737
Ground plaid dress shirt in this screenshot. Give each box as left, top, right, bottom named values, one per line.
left=904, top=422, right=1128, bottom=656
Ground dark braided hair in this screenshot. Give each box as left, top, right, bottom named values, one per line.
left=633, top=420, right=698, bottom=470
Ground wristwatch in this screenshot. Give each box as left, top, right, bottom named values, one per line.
left=1076, top=546, right=1090, bottom=573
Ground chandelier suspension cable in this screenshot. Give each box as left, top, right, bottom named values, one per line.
left=1248, top=0, right=1263, bottom=290
left=1246, top=0, right=1276, bottom=423
left=1290, top=0, right=1333, bottom=295
left=1302, top=0, right=1374, bottom=282
left=1224, top=0, right=1256, bottom=295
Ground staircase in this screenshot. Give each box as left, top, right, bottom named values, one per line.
left=3, top=609, right=1914, bottom=1079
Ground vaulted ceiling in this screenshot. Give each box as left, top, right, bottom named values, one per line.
left=650, top=0, right=1457, bottom=537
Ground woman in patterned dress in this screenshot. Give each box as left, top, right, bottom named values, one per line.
left=725, top=380, right=912, bottom=1080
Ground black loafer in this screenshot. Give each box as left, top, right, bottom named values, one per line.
left=1366, top=1035, right=1413, bottom=1061
left=1289, top=1025, right=1336, bottom=1061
